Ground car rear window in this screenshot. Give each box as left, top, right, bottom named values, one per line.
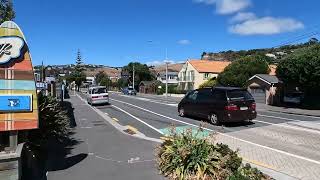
left=227, top=90, right=253, bottom=101
left=92, top=88, right=107, bottom=94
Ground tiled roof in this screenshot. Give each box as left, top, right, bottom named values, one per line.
left=188, top=60, right=231, bottom=73
left=251, top=74, right=282, bottom=84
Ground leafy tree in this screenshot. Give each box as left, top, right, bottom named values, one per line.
left=276, top=44, right=320, bottom=96
left=217, top=55, right=270, bottom=87
left=117, top=78, right=128, bottom=89
left=122, top=62, right=154, bottom=89
left=95, top=71, right=111, bottom=87
left=0, top=0, right=15, bottom=24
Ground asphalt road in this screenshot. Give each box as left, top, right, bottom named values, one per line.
left=47, top=95, right=164, bottom=180
left=75, top=93, right=320, bottom=179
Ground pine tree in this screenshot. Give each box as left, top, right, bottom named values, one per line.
left=75, top=49, right=85, bottom=72
left=0, top=0, right=15, bottom=24
left=68, top=49, right=86, bottom=91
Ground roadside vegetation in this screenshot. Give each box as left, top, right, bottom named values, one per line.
left=156, top=127, right=271, bottom=180
left=276, top=44, right=320, bottom=109
left=23, top=93, right=71, bottom=148
left=199, top=78, right=217, bottom=89
left=217, top=55, right=270, bottom=87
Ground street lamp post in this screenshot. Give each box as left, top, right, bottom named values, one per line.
left=165, top=61, right=169, bottom=98
left=165, top=48, right=169, bottom=99
left=132, top=64, right=135, bottom=90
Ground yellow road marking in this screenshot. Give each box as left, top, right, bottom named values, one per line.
left=112, top=118, right=119, bottom=122
left=126, top=125, right=138, bottom=133
left=242, top=157, right=276, bottom=170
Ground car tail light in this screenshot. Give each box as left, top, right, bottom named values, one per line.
left=92, top=96, right=99, bottom=99
left=225, top=104, right=239, bottom=111
left=250, top=103, right=256, bottom=110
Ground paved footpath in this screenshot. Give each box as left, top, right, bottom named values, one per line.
left=47, top=95, right=164, bottom=180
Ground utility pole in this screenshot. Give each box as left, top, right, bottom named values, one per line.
left=165, top=62, right=168, bottom=98
left=165, top=48, right=169, bottom=99
left=132, top=64, right=135, bottom=90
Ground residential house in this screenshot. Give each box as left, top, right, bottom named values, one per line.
left=156, top=72, right=179, bottom=85
left=139, top=80, right=162, bottom=94
left=247, top=74, right=282, bottom=105
left=178, top=60, right=231, bottom=91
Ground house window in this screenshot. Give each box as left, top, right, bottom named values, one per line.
left=204, top=73, right=210, bottom=80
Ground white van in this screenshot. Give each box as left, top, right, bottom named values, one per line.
left=87, top=86, right=109, bottom=105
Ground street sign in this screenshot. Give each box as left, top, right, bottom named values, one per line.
left=0, top=95, right=32, bottom=112
left=0, top=21, right=38, bottom=131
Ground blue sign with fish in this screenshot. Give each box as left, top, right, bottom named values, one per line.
left=0, top=95, right=32, bottom=112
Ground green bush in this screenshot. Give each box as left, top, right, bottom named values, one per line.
left=26, top=94, right=71, bottom=147
left=228, top=164, right=271, bottom=180
left=156, top=127, right=242, bottom=180
left=156, top=127, right=270, bottom=180
left=199, top=78, right=217, bottom=88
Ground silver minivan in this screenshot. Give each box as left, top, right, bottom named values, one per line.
left=87, top=86, right=109, bottom=105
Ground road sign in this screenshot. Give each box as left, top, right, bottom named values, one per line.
left=0, top=21, right=38, bottom=131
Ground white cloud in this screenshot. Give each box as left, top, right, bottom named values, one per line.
left=177, top=39, right=191, bottom=45
left=194, top=0, right=251, bottom=14
left=216, top=0, right=251, bottom=14
left=230, top=12, right=256, bottom=22
left=229, top=17, right=304, bottom=35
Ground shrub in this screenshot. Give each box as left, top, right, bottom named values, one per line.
left=199, top=78, right=217, bottom=89
left=156, top=127, right=242, bottom=180
left=26, top=94, right=71, bottom=147
left=228, top=164, right=272, bottom=180
left=156, top=126, right=270, bottom=180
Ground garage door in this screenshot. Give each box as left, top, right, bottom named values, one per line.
left=250, top=88, right=266, bottom=104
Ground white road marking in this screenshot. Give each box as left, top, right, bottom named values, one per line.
left=116, top=94, right=319, bottom=133
left=263, top=110, right=320, bottom=119
left=258, top=114, right=302, bottom=122
left=110, top=98, right=320, bottom=166
left=111, top=105, right=163, bottom=135
left=253, top=119, right=320, bottom=135
left=117, top=94, right=178, bottom=106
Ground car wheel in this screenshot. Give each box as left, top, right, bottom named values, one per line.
left=178, top=107, right=185, bottom=117
left=209, top=113, right=220, bottom=125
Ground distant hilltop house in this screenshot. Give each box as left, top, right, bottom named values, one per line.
left=178, top=60, right=231, bottom=91
left=156, top=71, right=179, bottom=85
left=85, top=67, right=121, bottom=83
left=149, top=63, right=184, bottom=85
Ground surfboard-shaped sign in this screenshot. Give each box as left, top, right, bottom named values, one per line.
left=0, top=21, right=38, bottom=131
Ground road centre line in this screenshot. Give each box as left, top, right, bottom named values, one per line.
left=111, top=105, right=164, bottom=135
left=116, top=94, right=178, bottom=106
left=253, top=119, right=320, bottom=135
left=261, top=110, right=320, bottom=119
left=110, top=98, right=320, bottom=166
left=116, top=93, right=316, bottom=122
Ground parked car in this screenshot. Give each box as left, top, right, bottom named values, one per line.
left=122, top=86, right=136, bottom=95
left=178, top=87, right=257, bottom=125
left=87, top=86, right=109, bottom=105
left=283, top=92, right=304, bottom=105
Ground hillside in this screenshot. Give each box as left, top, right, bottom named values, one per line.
left=201, top=39, right=319, bottom=62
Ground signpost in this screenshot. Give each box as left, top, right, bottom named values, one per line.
left=0, top=21, right=38, bottom=179
left=0, top=21, right=38, bottom=133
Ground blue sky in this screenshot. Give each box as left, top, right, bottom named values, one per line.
left=14, top=0, right=319, bottom=66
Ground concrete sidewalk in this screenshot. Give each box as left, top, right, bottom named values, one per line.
left=257, top=103, right=320, bottom=117
left=47, top=95, right=164, bottom=180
